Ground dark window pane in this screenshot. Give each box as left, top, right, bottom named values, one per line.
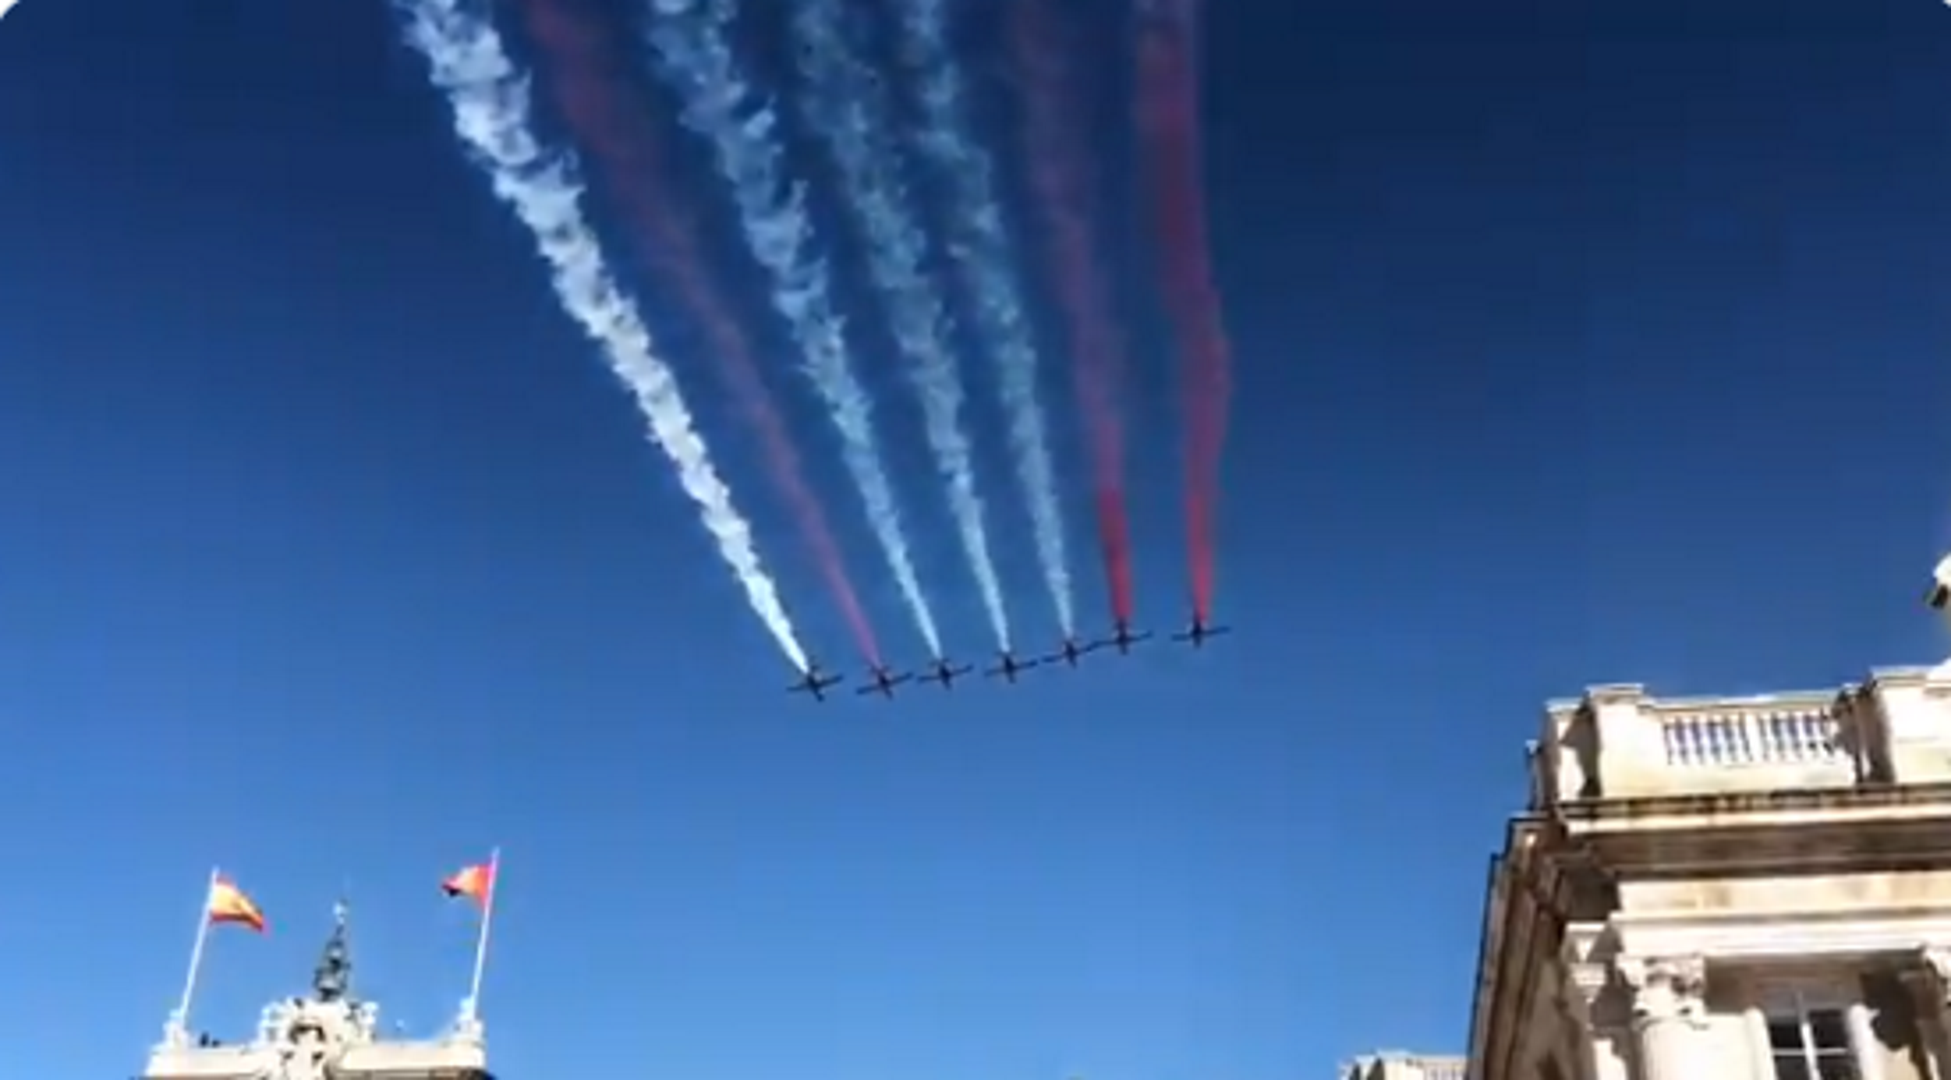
left=1813, top=1056, right=1857, bottom=1080
left=1774, top=1054, right=1811, bottom=1080
left=1768, top=1020, right=1804, bottom=1049
left=1808, top=1011, right=1850, bottom=1050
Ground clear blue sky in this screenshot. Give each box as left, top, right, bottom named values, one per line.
left=4, top=0, right=1951, bottom=1075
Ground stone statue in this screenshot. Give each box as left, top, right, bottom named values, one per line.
left=311, top=902, right=352, bottom=1004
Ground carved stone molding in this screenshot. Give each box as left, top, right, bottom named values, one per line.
left=1615, top=955, right=1708, bottom=1028
left=1923, top=947, right=1951, bottom=986
left=1558, top=922, right=1620, bottom=1030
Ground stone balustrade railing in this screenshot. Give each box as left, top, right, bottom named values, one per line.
left=1659, top=706, right=1842, bottom=767
left=1527, top=668, right=1951, bottom=803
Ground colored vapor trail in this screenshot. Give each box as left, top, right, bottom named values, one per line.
left=518, top=0, right=882, bottom=666
left=895, top=0, right=1074, bottom=639
left=793, top=0, right=1013, bottom=652
left=1134, top=0, right=1231, bottom=621
left=395, top=0, right=809, bottom=671
left=1011, top=0, right=1136, bottom=623
left=646, top=0, right=943, bottom=658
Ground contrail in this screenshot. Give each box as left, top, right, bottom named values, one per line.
left=1011, top=0, right=1137, bottom=624
left=1134, top=0, right=1232, bottom=621
left=646, top=0, right=942, bottom=659
left=793, top=0, right=1013, bottom=652
left=894, top=0, right=1073, bottom=640
left=395, top=0, right=808, bottom=671
left=518, top=0, right=883, bottom=667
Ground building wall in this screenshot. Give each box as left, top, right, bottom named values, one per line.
left=1465, top=670, right=1951, bottom=1080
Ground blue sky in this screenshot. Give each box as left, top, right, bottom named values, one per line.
left=5, top=0, right=1951, bottom=1076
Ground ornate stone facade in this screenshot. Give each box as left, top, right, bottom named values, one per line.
left=142, top=905, right=491, bottom=1080
left=1340, top=1052, right=1466, bottom=1080
left=1461, top=667, right=1951, bottom=1080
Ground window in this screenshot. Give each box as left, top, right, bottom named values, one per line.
left=1767, top=1004, right=1858, bottom=1080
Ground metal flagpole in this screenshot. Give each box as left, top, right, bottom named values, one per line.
left=462, top=847, right=500, bottom=1021
left=165, top=867, right=218, bottom=1046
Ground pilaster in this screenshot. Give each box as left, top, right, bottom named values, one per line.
left=1616, top=955, right=1709, bottom=1080
left=1560, top=923, right=1632, bottom=1080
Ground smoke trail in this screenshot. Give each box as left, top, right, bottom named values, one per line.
left=395, top=0, right=809, bottom=671
left=793, top=0, right=1013, bottom=652
left=1010, top=0, right=1136, bottom=623
left=646, top=0, right=942, bottom=658
left=518, top=0, right=883, bottom=666
left=1134, top=0, right=1232, bottom=621
left=894, top=0, right=1073, bottom=639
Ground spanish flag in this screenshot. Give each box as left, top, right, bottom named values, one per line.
left=206, top=875, right=267, bottom=933
left=441, top=861, right=494, bottom=908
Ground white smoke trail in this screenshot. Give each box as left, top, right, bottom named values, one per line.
left=896, top=0, right=1073, bottom=639
left=395, top=0, right=808, bottom=672
left=792, top=0, right=1012, bottom=652
left=646, top=0, right=942, bottom=659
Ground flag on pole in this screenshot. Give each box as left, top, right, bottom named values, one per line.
left=443, top=849, right=501, bottom=1028
left=206, top=874, right=267, bottom=933
left=442, top=861, right=494, bottom=908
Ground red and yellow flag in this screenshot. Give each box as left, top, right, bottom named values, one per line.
left=441, top=861, right=494, bottom=908
left=206, top=875, right=267, bottom=933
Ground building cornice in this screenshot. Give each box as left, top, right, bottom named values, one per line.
left=1612, top=905, right=1951, bottom=961
left=1554, top=781, right=1951, bottom=824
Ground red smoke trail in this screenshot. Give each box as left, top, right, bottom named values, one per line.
left=1133, top=0, right=1231, bottom=622
left=519, top=0, right=882, bottom=665
left=1011, top=0, right=1137, bottom=624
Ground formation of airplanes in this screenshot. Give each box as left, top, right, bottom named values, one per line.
left=786, top=612, right=1231, bottom=701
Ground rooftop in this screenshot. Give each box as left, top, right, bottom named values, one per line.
left=1527, top=665, right=1951, bottom=807
left=142, top=903, right=491, bottom=1080
left=1340, top=1052, right=1466, bottom=1080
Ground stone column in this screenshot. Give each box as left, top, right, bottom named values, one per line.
left=1558, top=958, right=1611, bottom=1080
left=1742, top=1006, right=1774, bottom=1080
left=1845, top=1001, right=1887, bottom=1080
left=1616, top=955, right=1708, bottom=1080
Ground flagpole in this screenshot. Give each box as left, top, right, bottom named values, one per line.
left=165, top=867, right=217, bottom=1046
left=462, top=847, right=500, bottom=1022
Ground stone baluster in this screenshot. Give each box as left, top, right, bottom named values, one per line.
left=1616, top=955, right=1708, bottom=1080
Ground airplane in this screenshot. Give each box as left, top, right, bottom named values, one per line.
left=1172, top=614, right=1232, bottom=648
left=1043, top=635, right=1102, bottom=668
left=986, top=650, right=1041, bottom=682
left=856, top=663, right=913, bottom=699
left=787, top=662, right=844, bottom=701
left=919, top=657, right=975, bottom=689
left=1095, top=619, right=1154, bottom=655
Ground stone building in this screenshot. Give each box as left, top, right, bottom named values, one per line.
left=142, top=904, right=491, bottom=1080
left=1465, top=666, right=1951, bottom=1080
left=1341, top=1051, right=1466, bottom=1080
